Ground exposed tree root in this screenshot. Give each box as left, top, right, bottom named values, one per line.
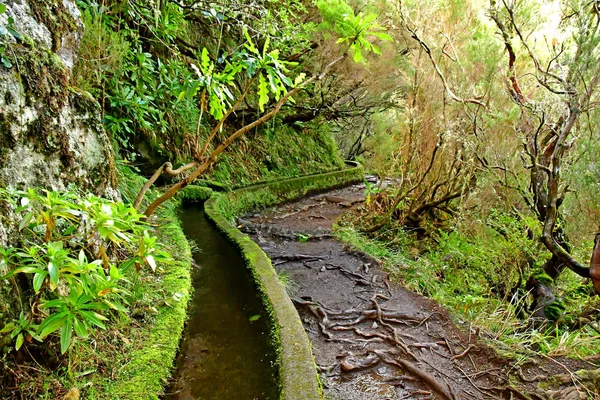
left=272, top=254, right=326, bottom=265
left=271, top=202, right=326, bottom=219
left=451, top=343, right=474, bottom=360
left=374, top=349, right=457, bottom=400
left=239, top=220, right=334, bottom=241
left=340, top=353, right=380, bottom=372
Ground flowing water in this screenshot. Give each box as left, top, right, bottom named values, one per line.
left=164, top=205, right=279, bottom=400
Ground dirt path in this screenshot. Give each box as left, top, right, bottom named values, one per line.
left=240, top=181, right=598, bottom=400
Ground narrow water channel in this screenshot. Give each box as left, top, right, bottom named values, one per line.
left=164, top=204, right=279, bottom=400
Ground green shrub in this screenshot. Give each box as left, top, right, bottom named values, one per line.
left=0, top=188, right=171, bottom=355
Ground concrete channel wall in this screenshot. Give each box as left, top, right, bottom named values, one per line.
left=182, top=162, right=364, bottom=400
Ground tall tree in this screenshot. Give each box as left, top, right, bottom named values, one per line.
left=490, top=0, right=600, bottom=311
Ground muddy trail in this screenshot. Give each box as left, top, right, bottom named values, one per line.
left=239, top=180, right=598, bottom=400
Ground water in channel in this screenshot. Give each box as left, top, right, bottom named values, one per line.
left=165, top=205, right=279, bottom=400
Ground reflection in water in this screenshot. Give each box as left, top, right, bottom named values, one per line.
left=165, top=205, right=278, bottom=400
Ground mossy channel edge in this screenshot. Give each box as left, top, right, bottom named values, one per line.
left=181, top=161, right=363, bottom=400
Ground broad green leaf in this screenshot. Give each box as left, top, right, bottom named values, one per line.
left=104, top=299, right=128, bottom=313
left=372, top=32, right=393, bottom=41
left=13, top=266, right=42, bottom=275
left=15, top=333, right=24, bottom=350
left=48, top=261, right=59, bottom=286
left=40, top=312, right=68, bottom=337
left=60, top=318, right=73, bottom=354
left=353, top=46, right=363, bottom=63
left=8, top=28, right=20, bottom=40
left=79, top=310, right=107, bottom=329
left=258, top=73, right=269, bottom=112
left=33, top=271, right=47, bottom=293
left=120, top=258, right=137, bottom=272
left=41, top=298, right=63, bottom=308
left=0, top=322, right=15, bottom=334
left=73, top=318, right=88, bottom=338
left=0, top=4, right=6, bottom=13
left=19, top=211, right=33, bottom=230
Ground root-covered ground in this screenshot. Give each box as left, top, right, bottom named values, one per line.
left=240, top=181, right=598, bottom=400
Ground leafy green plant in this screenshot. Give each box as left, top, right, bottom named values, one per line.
left=1, top=312, right=41, bottom=351
left=136, top=1, right=391, bottom=217
left=317, top=0, right=392, bottom=62
left=0, top=3, right=22, bottom=68
left=0, top=188, right=172, bottom=354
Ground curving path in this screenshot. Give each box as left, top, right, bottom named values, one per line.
left=238, top=180, right=590, bottom=400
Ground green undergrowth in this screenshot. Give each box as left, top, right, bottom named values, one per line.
left=334, top=214, right=600, bottom=361
left=8, top=165, right=192, bottom=399
left=82, top=165, right=192, bottom=399
left=179, top=184, right=213, bottom=203
left=205, top=124, right=345, bottom=186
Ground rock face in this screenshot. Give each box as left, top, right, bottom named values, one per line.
left=0, top=0, right=117, bottom=331
left=0, top=0, right=117, bottom=196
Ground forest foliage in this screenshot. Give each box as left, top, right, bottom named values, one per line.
left=338, top=0, right=600, bottom=358
left=1, top=0, right=600, bottom=396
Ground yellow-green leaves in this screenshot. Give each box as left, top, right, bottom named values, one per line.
left=317, top=0, right=391, bottom=63
left=0, top=188, right=172, bottom=354
left=258, top=73, right=269, bottom=111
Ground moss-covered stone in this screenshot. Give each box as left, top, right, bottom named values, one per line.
left=0, top=0, right=117, bottom=367
left=179, top=185, right=213, bottom=203
left=28, top=0, right=78, bottom=52
left=532, top=272, right=554, bottom=286
left=0, top=1, right=116, bottom=197
left=220, top=161, right=364, bottom=221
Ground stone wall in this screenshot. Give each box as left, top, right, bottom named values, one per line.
left=0, top=0, right=116, bottom=198
left=0, top=0, right=117, bottom=334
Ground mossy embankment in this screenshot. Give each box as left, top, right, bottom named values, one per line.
left=178, top=161, right=363, bottom=400
left=80, top=167, right=193, bottom=399
left=205, top=125, right=346, bottom=186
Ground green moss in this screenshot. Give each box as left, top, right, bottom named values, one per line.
left=0, top=113, right=16, bottom=163
left=179, top=185, right=213, bottom=203
left=29, top=0, right=78, bottom=51
left=533, top=272, right=554, bottom=286
left=543, top=301, right=565, bottom=320
left=14, top=45, right=69, bottom=110
left=219, top=162, right=363, bottom=221
left=9, top=43, right=78, bottom=170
